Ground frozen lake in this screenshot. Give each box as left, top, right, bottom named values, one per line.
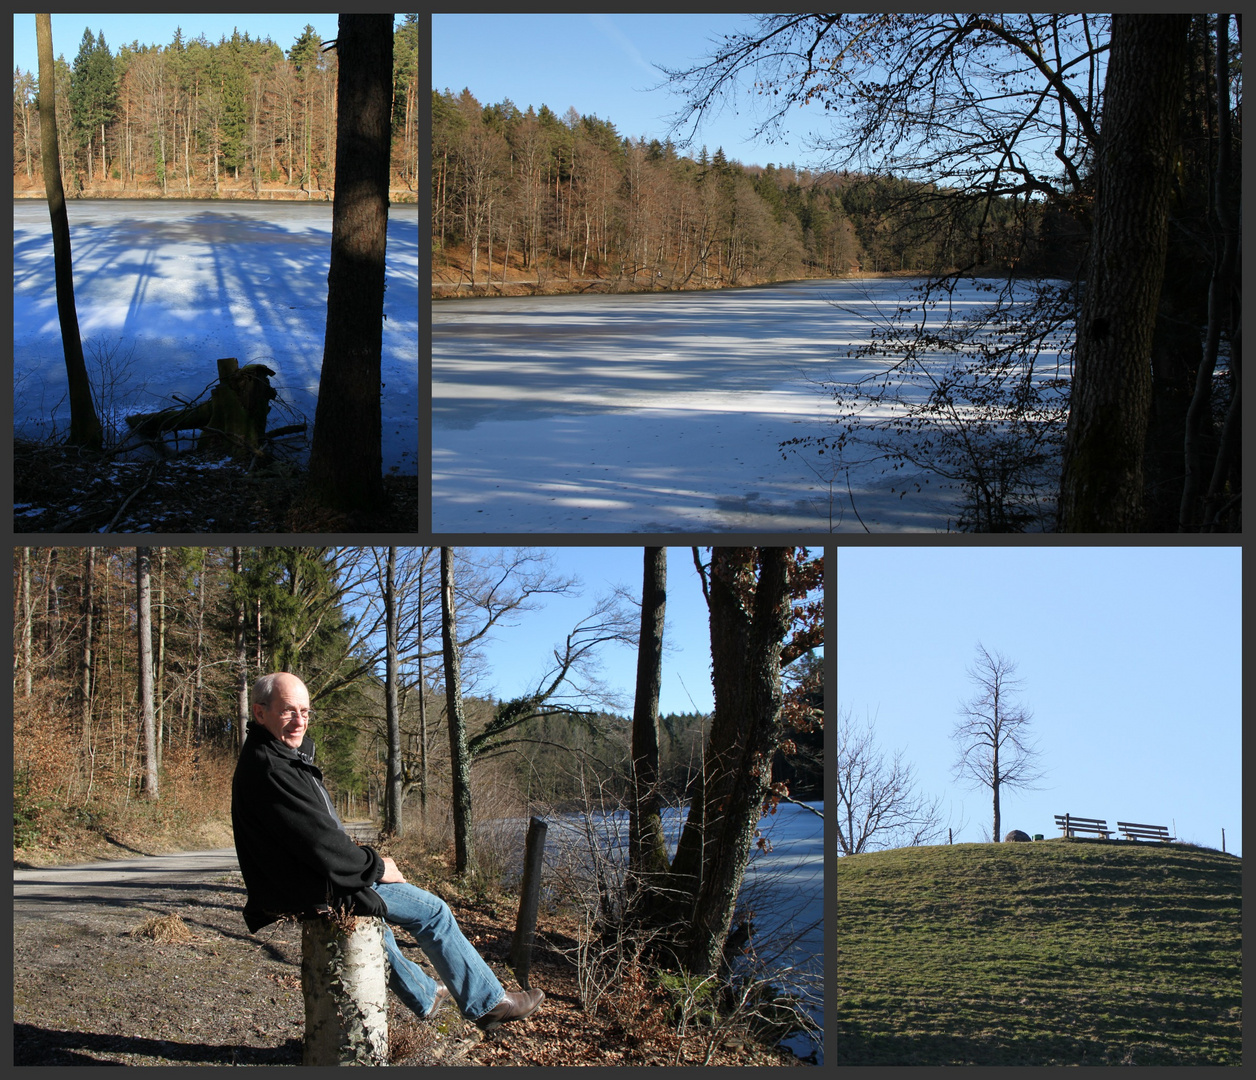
left=432, top=278, right=1069, bottom=532
left=535, top=801, right=824, bottom=1062
left=14, top=199, right=419, bottom=473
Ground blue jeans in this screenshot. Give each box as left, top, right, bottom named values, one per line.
left=373, top=882, right=505, bottom=1021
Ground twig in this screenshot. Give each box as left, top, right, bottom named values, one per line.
left=845, top=468, right=871, bottom=533
left=100, top=460, right=161, bottom=533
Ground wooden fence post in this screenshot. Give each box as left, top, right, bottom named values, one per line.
left=509, top=816, right=548, bottom=989
left=301, top=914, right=389, bottom=1066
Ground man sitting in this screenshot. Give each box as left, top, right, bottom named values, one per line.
left=231, top=672, right=543, bottom=1030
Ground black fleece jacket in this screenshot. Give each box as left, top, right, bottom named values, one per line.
left=231, top=720, right=387, bottom=932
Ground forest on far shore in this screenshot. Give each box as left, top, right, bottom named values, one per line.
left=13, top=16, right=419, bottom=201
left=432, top=86, right=1085, bottom=295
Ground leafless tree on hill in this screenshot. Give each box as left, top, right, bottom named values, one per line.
left=836, top=707, right=947, bottom=855
left=951, top=643, right=1045, bottom=842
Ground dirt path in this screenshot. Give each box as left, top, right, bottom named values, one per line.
left=12, top=850, right=803, bottom=1066
left=11, top=849, right=478, bottom=1066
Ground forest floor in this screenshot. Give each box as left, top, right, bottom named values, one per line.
left=13, top=438, right=419, bottom=534
left=12, top=873, right=803, bottom=1067
left=13, top=824, right=808, bottom=1067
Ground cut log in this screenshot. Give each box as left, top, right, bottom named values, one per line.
left=124, top=358, right=277, bottom=456
left=300, top=913, right=389, bottom=1066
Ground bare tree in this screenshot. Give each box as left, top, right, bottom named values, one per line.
left=136, top=547, right=157, bottom=799
left=836, top=708, right=946, bottom=855
left=35, top=12, right=103, bottom=450
left=440, top=546, right=474, bottom=875
left=629, top=548, right=669, bottom=877
left=951, top=644, right=1044, bottom=841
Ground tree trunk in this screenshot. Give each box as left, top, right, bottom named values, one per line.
left=662, top=549, right=794, bottom=976
left=306, top=14, right=393, bottom=512
left=1180, top=13, right=1240, bottom=530
left=233, top=547, right=249, bottom=749
left=301, top=916, right=389, bottom=1066
left=629, top=548, right=669, bottom=878
left=35, top=12, right=103, bottom=450
left=1056, top=15, right=1191, bottom=531
left=80, top=547, right=94, bottom=776
left=20, top=548, right=32, bottom=698
left=441, top=547, right=475, bottom=875
left=136, top=547, right=158, bottom=800
left=384, top=546, right=404, bottom=836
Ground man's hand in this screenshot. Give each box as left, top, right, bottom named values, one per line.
left=378, top=855, right=406, bottom=884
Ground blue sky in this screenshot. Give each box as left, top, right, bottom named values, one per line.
left=465, top=547, right=714, bottom=717
left=12, top=14, right=406, bottom=76
left=467, top=547, right=821, bottom=720
left=432, top=13, right=829, bottom=170
left=838, top=547, right=1242, bottom=856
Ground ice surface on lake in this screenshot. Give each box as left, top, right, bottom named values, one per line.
left=433, top=278, right=1069, bottom=532
left=14, top=199, right=418, bottom=473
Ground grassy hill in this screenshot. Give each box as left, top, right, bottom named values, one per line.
left=837, top=838, right=1241, bottom=1065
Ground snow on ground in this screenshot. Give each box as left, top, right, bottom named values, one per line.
left=433, top=278, right=1069, bottom=532
left=13, top=199, right=418, bottom=473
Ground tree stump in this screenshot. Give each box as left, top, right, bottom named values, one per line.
left=124, top=358, right=277, bottom=457
left=301, top=914, right=389, bottom=1066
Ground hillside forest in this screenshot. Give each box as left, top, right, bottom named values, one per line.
left=432, top=86, right=1078, bottom=294
left=13, top=547, right=822, bottom=884
left=12, top=16, right=420, bottom=200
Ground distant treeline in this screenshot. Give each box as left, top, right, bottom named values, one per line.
left=13, top=17, right=419, bottom=198
left=432, top=87, right=1082, bottom=289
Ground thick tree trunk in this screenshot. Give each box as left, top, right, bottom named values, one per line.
left=1056, top=15, right=1191, bottom=531
left=441, top=547, right=475, bottom=875
left=136, top=548, right=157, bottom=800
left=301, top=916, right=389, bottom=1066
left=629, top=548, right=669, bottom=878
left=306, top=14, right=393, bottom=511
left=35, top=13, right=103, bottom=451
left=666, top=549, right=793, bottom=976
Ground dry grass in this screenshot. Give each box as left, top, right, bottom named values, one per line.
left=128, top=912, right=198, bottom=945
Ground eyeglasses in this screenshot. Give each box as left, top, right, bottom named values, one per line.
left=267, top=705, right=313, bottom=723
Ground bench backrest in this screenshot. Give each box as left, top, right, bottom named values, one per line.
left=1054, top=815, right=1108, bottom=826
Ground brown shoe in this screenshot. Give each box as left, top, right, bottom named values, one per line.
left=475, top=988, right=545, bottom=1031
left=425, top=981, right=451, bottom=1019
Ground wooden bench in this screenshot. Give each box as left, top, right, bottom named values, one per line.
left=1117, top=821, right=1174, bottom=842
left=1054, top=814, right=1113, bottom=839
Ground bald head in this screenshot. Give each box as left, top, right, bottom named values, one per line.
left=251, top=672, right=312, bottom=748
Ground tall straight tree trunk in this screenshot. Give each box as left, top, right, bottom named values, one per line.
left=20, top=548, right=32, bottom=698
left=233, top=548, right=249, bottom=748
left=35, top=13, right=102, bottom=450
left=417, top=555, right=429, bottom=829
left=306, top=14, right=393, bottom=512
left=440, top=547, right=474, bottom=875
left=81, top=546, right=94, bottom=773
left=384, top=547, right=404, bottom=836
left=137, top=548, right=158, bottom=800
left=629, top=548, right=669, bottom=878
left=1056, top=15, right=1191, bottom=531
